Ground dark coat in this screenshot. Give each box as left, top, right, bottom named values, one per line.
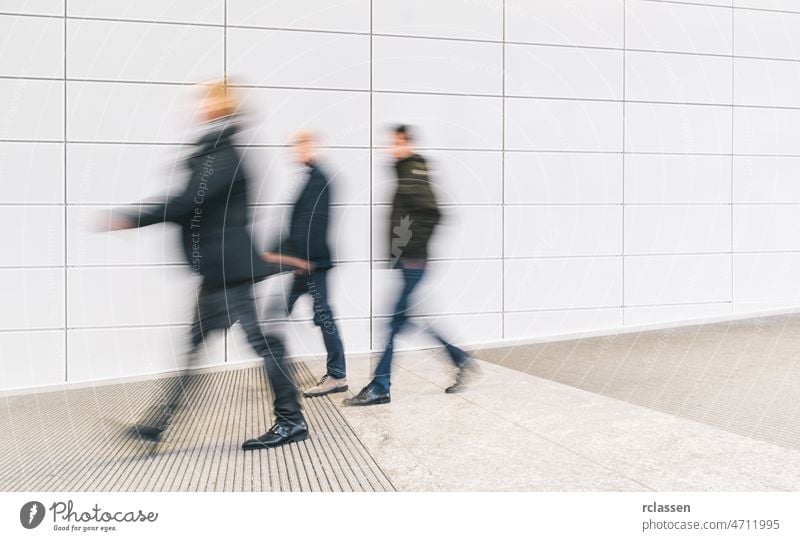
left=388, top=153, right=441, bottom=263
left=278, top=161, right=333, bottom=270
left=126, top=120, right=271, bottom=288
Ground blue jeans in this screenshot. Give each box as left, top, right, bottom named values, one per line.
left=286, top=268, right=347, bottom=379
left=371, top=264, right=469, bottom=393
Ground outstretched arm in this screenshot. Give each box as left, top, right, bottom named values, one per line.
left=105, top=150, right=237, bottom=230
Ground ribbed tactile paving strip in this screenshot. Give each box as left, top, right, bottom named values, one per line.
left=0, top=362, right=394, bottom=492
left=475, top=314, right=800, bottom=451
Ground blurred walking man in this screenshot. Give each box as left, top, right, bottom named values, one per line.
left=263, top=131, right=348, bottom=397
left=106, top=81, right=309, bottom=450
left=344, top=125, right=477, bottom=407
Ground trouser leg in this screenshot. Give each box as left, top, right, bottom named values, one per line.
left=308, top=269, right=347, bottom=379
left=233, top=284, right=304, bottom=425
left=137, top=287, right=220, bottom=430
left=371, top=267, right=425, bottom=393
left=428, top=330, right=469, bottom=368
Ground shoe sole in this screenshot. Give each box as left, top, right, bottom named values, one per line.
left=342, top=396, right=391, bottom=407
left=242, top=431, right=309, bottom=451
left=303, top=385, right=349, bottom=398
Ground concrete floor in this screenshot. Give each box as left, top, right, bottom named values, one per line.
left=338, top=347, right=800, bottom=491
left=2, top=314, right=800, bottom=491
left=474, top=313, right=800, bottom=451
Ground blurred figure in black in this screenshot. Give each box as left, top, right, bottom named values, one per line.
left=344, top=125, right=478, bottom=407
left=106, top=81, right=309, bottom=450
left=263, top=131, right=348, bottom=398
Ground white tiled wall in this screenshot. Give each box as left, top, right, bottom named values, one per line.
left=1, top=1, right=799, bottom=390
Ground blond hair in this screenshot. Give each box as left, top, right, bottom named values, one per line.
left=202, top=79, right=238, bottom=119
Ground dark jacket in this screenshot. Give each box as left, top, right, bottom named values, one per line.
left=278, top=161, right=333, bottom=270
left=127, top=119, right=270, bottom=288
left=388, top=153, right=441, bottom=263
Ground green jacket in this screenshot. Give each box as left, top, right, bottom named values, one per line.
left=389, top=154, right=441, bottom=264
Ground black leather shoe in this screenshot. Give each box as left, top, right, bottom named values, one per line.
left=130, top=424, right=164, bottom=443
left=342, top=383, right=391, bottom=407
left=445, top=359, right=480, bottom=394
left=242, top=420, right=309, bottom=450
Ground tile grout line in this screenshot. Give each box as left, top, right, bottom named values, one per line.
left=223, top=0, right=228, bottom=362
left=731, top=5, right=736, bottom=315
left=501, top=0, right=506, bottom=340
left=369, top=0, right=374, bottom=356
left=622, top=0, right=627, bottom=326
left=63, top=0, right=68, bottom=382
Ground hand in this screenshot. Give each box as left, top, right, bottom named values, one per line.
left=291, top=258, right=312, bottom=272
left=99, top=214, right=134, bottom=232
left=262, top=252, right=312, bottom=273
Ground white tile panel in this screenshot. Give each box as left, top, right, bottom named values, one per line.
left=735, top=57, right=800, bottom=107
left=0, top=205, right=63, bottom=266
left=625, top=154, right=732, bottom=204
left=68, top=0, right=224, bottom=25
left=627, top=0, right=732, bottom=55
left=734, top=106, right=800, bottom=155
left=734, top=8, right=800, bottom=60
left=373, top=93, right=502, bottom=150
left=0, top=268, right=64, bottom=330
left=625, top=254, right=732, bottom=306
left=625, top=102, right=732, bottom=154
left=67, top=19, right=224, bottom=83
left=734, top=156, right=800, bottom=203
left=624, top=205, right=731, bottom=255
left=505, top=152, right=622, bottom=204
left=227, top=0, right=370, bottom=33
left=0, top=142, right=64, bottom=203
left=626, top=51, right=732, bottom=105
left=504, top=257, right=623, bottom=311
left=373, top=35, right=502, bottom=95
left=504, top=308, right=623, bottom=341
left=0, top=78, right=63, bottom=141
left=734, top=205, right=800, bottom=252
left=505, top=205, right=622, bottom=258
left=67, top=266, right=200, bottom=328
left=624, top=302, right=732, bottom=327
left=240, top=87, right=371, bottom=147
left=66, top=143, right=188, bottom=204
left=373, top=0, right=503, bottom=40
left=0, top=14, right=63, bottom=78
left=67, top=324, right=227, bottom=382
left=0, top=0, right=63, bottom=16
left=673, top=0, right=731, bottom=5
left=734, top=252, right=800, bottom=302
left=67, top=82, right=198, bottom=144
left=506, top=44, right=623, bottom=100
left=735, top=0, right=800, bottom=11
left=227, top=27, right=370, bottom=90
left=0, top=330, right=65, bottom=391
left=505, top=0, right=624, bottom=48
left=506, top=98, right=623, bottom=152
